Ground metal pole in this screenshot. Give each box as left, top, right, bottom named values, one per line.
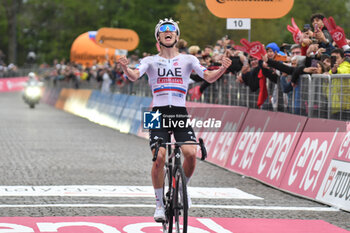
left=340, top=75, right=343, bottom=120
left=307, top=75, right=313, bottom=118
left=218, top=80, right=222, bottom=104
left=328, top=75, right=332, bottom=119
left=228, top=73, right=232, bottom=106
left=246, top=87, right=250, bottom=108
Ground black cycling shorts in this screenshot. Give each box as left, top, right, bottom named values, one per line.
left=149, top=106, right=196, bottom=150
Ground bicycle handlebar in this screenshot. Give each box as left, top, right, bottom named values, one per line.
left=152, top=137, right=207, bottom=161
left=198, top=138, right=207, bottom=161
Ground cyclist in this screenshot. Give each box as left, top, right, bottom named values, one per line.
left=118, top=18, right=231, bottom=222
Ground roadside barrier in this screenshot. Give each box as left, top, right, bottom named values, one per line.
left=42, top=87, right=62, bottom=107
left=0, top=77, right=28, bottom=92
left=44, top=87, right=350, bottom=212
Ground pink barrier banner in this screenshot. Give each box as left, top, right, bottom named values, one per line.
left=192, top=105, right=248, bottom=167
left=186, top=103, right=222, bottom=156
left=280, top=118, right=346, bottom=199
left=186, top=102, right=220, bottom=161
left=248, top=112, right=307, bottom=187
left=224, top=109, right=306, bottom=188
left=0, top=77, right=28, bottom=92
left=333, top=127, right=350, bottom=163
left=0, top=216, right=348, bottom=233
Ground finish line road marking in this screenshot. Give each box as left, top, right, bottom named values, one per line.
left=0, top=216, right=347, bottom=233
left=0, top=203, right=338, bottom=211
left=0, top=185, right=262, bottom=199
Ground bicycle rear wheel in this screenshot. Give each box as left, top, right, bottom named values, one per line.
left=173, top=167, right=188, bottom=233
left=162, top=166, right=174, bottom=233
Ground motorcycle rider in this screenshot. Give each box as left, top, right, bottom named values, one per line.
left=23, top=72, right=42, bottom=108
left=27, top=72, right=38, bottom=84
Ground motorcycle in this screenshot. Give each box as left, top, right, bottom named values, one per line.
left=23, top=80, right=43, bottom=109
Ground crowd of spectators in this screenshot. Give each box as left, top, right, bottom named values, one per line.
left=0, top=50, right=19, bottom=77
left=46, top=52, right=148, bottom=91
left=181, top=13, right=350, bottom=119
left=44, top=13, right=350, bottom=119
left=3, top=13, right=350, bottom=120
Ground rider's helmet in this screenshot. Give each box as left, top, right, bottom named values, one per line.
left=154, top=18, right=180, bottom=48
left=28, top=72, right=36, bottom=80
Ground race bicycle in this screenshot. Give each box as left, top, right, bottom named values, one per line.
left=152, top=133, right=207, bottom=233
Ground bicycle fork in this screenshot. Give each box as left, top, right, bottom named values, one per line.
left=164, top=145, right=183, bottom=217
left=172, top=146, right=185, bottom=211
left=164, top=144, right=173, bottom=219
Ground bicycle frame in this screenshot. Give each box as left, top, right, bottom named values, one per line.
left=164, top=142, right=183, bottom=200
left=152, top=134, right=207, bottom=233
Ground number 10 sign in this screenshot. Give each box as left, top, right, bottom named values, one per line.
left=227, top=18, right=251, bottom=30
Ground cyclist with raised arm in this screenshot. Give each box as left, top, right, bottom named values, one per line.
left=118, top=18, right=231, bottom=222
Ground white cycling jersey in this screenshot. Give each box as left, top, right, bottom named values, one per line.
left=136, top=54, right=207, bottom=107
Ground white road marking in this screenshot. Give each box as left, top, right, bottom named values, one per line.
left=0, top=204, right=338, bottom=211
left=0, top=186, right=262, bottom=199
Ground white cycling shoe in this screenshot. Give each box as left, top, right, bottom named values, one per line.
left=154, top=206, right=166, bottom=222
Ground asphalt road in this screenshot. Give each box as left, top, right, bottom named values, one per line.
left=0, top=91, right=349, bottom=232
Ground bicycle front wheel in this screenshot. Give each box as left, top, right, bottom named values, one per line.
left=173, top=167, right=188, bottom=233
left=162, top=166, right=173, bottom=233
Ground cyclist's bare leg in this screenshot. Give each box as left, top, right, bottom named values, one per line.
left=152, top=147, right=167, bottom=188
left=152, top=147, right=167, bottom=221
left=181, top=143, right=197, bottom=179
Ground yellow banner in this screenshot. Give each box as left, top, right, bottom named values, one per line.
left=96, top=28, right=139, bottom=51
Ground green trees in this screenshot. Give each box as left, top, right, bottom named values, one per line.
left=0, top=0, right=180, bottom=65
left=0, top=0, right=349, bottom=66
left=1, top=0, right=21, bottom=64
left=108, top=0, right=180, bottom=55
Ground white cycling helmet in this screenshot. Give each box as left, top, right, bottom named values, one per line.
left=154, top=18, right=180, bottom=43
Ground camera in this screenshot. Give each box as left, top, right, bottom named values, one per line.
left=311, top=38, right=318, bottom=44
left=331, top=56, right=337, bottom=68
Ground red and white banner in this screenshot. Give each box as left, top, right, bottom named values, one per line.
left=248, top=112, right=307, bottom=187
left=0, top=77, right=28, bottom=92
left=280, top=118, right=347, bottom=199
left=205, top=106, right=247, bottom=167
left=334, top=128, right=350, bottom=163
left=224, top=109, right=306, bottom=187
left=189, top=104, right=248, bottom=167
